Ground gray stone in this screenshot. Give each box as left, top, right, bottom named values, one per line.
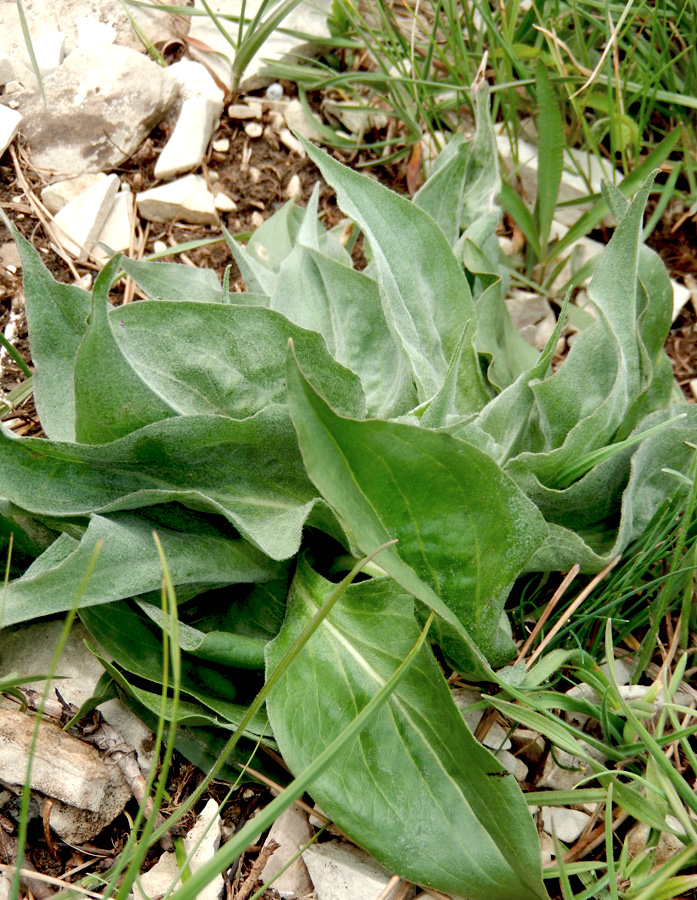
left=51, top=173, right=120, bottom=260
left=0, top=707, right=132, bottom=843
left=303, top=841, right=401, bottom=900
left=626, top=817, right=686, bottom=865
left=260, top=806, right=314, bottom=899
left=541, top=807, right=591, bottom=843
left=41, top=172, right=107, bottom=214
left=0, top=619, right=155, bottom=774
left=0, top=54, right=16, bottom=86
left=539, top=744, right=607, bottom=792
left=18, top=45, right=179, bottom=175
left=505, top=290, right=555, bottom=349
left=137, top=174, right=219, bottom=225
left=0, top=105, right=22, bottom=159
left=155, top=96, right=223, bottom=180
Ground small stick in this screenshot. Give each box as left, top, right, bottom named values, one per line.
left=233, top=839, right=279, bottom=900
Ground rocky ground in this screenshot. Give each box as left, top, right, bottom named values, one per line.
left=1, top=2, right=697, bottom=899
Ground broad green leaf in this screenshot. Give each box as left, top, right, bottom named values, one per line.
left=111, top=300, right=366, bottom=419
left=534, top=61, right=564, bottom=255
left=11, top=225, right=90, bottom=441
left=1, top=511, right=285, bottom=626
left=0, top=407, right=321, bottom=560
left=119, top=258, right=224, bottom=303
left=73, top=255, right=178, bottom=443
left=300, top=136, right=478, bottom=403
left=265, top=560, right=548, bottom=900
left=271, top=245, right=416, bottom=417
left=286, top=348, right=547, bottom=664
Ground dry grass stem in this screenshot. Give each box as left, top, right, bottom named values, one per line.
left=527, top=555, right=621, bottom=667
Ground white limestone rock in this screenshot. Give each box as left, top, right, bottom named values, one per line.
left=137, top=174, right=219, bottom=225
left=303, top=841, right=402, bottom=900
left=93, top=188, right=134, bottom=261
left=0, top=105, right=22, bottom=159
left=0, top=1, right=183, bottom=59
left=0, top=707, right=132, bottom=843
left=497, top=134, right=614, bottom=228
left=188, top=0, right=331, bottom=91
left=26, top=31, right=66, bottom=76
left=17, top=45, right=179, bottom=175
left=133, top=799, right=223, bottom=900
left=282, top=98, right=323, bottom=142
left=0, top=619, right=156, bottom=775
left=260, top=806, right=314, bottom=898
left=155, top=96, right=223, bottom=180
left=76, top=16, right=117, bottom=48
left=41, top=172, right=107, bottom=214
left=52, top=173, right=120, bottom=260
left=167, top=59, right=226, bottom=107
left=671, top=278, right=691, bottom=322
left=213, top=191, right=237, bottom=212
left=541, top=807, right=591, bottom=843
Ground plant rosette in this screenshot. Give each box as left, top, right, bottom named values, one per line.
left=1, top=88, right=695, bottom=900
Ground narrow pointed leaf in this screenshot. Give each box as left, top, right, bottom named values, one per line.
left=11, top=225, right=91, bottom=441
left=299, top=136, right=477, bottom=402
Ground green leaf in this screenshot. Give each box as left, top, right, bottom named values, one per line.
left=534, top=61, right=564, bottom=255
left=138, top=602, right=267, bottom=669
left=271, top=244, right=416, bottom=417
left=119, top=257, right=224, bottom=303
left=73, top=255, right=178, bottom=443
left=299, top=136, right=478, bottom=403
left=286, top=347, right=548, bottom=664
left=0, top=407, right=321, bottom=560
left=1, top=511, right=285, bottom=626
left=111, top=300, right=366, bottom=419
left=265, top=559, right=548, bottom=900
left=11, top=225, right=91, bottom=441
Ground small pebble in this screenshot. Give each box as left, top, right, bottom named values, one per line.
left=265, top=82, right=283, bottom=101
left=690, top=379, right=697, bottom=401
left=212, top=137, right=229, bottom=153
left=249, top=166, right=261, bottom=184
left=214, top=192, right=237, bottom=212
left=153, top=240, right=168, bottom=254
left=279, top=128, right=305, bottom=157
left=250, top=211, right=265, bottom=229
left=244, top=122, right=263, bottom=138
left=285, top=174, right=302, bottom=202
